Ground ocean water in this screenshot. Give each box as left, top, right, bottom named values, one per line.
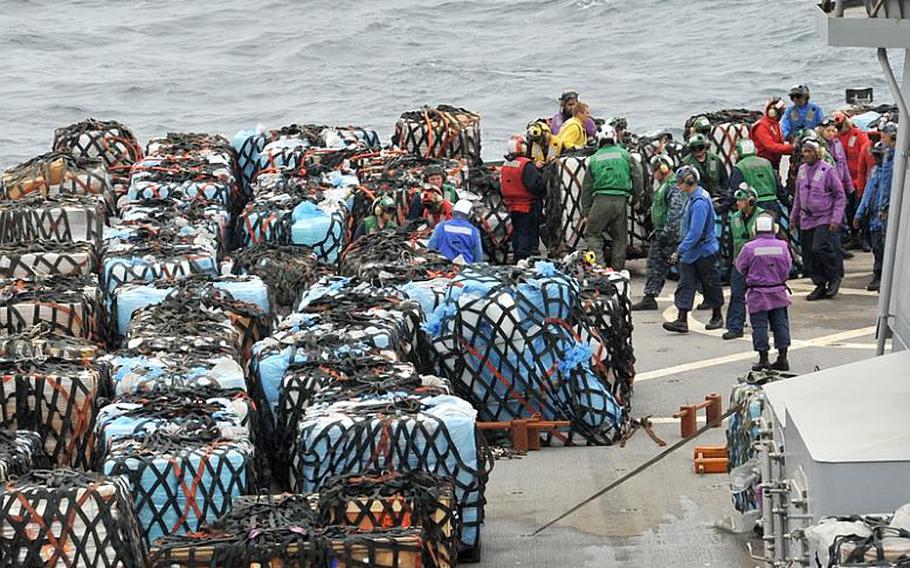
left=0, top=0, right=901, bottom=167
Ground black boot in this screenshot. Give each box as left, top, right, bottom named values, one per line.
left=752, top=351, right=771, bottom=371
left=807, top=284, right=827, bottom=301
left=722, top=329, right=743, bottom=340
left=662, top=309, right=689, bottom=333
left=826, top=276, right=842, bottom=299
left=695, top=300, right=711, bottom=311
left=705, top=306, right=724, bottom=330
left=631, top=295, right=658, bottom=311
left=866, top=279, right=880, bottom=292
left=770, top=348, right=789, bottom=371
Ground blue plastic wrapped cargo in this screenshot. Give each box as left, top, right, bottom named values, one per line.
left=101, top=352, right=247, bottom=396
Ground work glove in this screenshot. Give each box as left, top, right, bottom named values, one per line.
left=668, top=251, right=679, bottom=265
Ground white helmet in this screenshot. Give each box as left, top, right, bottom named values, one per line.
left=453, top=199, right=473, bottom=216
left=597, top=125, right=617, bottom=145
left=506, top=135, right=528, bottom=156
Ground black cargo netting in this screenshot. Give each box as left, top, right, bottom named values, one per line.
left=0, top=469, right=146, bottom=568
left=827, top=514, right=910, bottom=567
left=422, top=264, right=630, bottom=444
left=0, top=240, right=97, bottom=278
left=543, top=151, right=592, bottom=256
left=1, top=152, right=113, bottom=208
left=0, top=429, right=46, bottom=481
left=52, top=119, right=144, bottom=182
left=100, top=241, right=219, bottom=300
left=274, top=358, right=448, bottom=482
left=317, top=471, right=457, bottom=568
left=149, top=526, right=330, bottom=568
left=0, top=360, right=100, bottom=468
left=103, top=429, right=257, bottom=547
left=229, top=244, right=325, bottom=314
left=292, top=395, right=491, bottom=552
left=0, top=323, right=101, bottom=362
left=212, top=493, right=319, bottom=530
left=124, top=295, right=242, bottom=358
left=99, top=349, right=246, bottom=396
left=128, top=156, right=234, bottom=209
left=0, top=195, right=106, bottom=246
left=340, top=221, right=457, bottom=285
left=685, top=109, right=763, bottom=176
left=0, top=276, right=102, bottom=341
left=393, top=105, right=482, bottom=165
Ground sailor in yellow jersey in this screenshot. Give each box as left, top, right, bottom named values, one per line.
left=551, top=101, right=591, bottom=153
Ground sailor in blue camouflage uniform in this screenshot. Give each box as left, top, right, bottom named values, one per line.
left=632, top=154, right=689, bottom=311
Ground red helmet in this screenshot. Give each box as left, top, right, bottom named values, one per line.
left=506, top=135, right=528, bottom=156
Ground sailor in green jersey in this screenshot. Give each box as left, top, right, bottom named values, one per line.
left=581, top=125, right=643, bottom=270
left=353, top=195, right=398, bottom=240
left=682, top=133, right=729, bottom=200
left=729, top=139, right=783, bottom=217
left=423, top=165, right=459, bottom=203
left=724, top=184, right=767, bottom=340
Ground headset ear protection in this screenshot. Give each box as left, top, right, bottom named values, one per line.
left=659, top=163, right=670, bottom=175
left=768, top=108, right=778, bottom=119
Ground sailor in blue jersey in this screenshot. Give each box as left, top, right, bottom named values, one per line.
left=781, top=84, right=825, bottom=140
left=428, top=199, right=484, bottom=264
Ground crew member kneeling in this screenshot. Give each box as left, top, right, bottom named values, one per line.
left=736, top=213, right=792, bottom=372
left=501, top=136, right=546, bottom=261
left=428, top=199, right=484, bottom=264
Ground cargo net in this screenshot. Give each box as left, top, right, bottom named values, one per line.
left=52, top=118, right=143, bottom=183
left=806, top=506, right=910, bottom=568
left=462, top=163, right=513, bottom=264
left=561, top=262, right=636, bottom=407
left=113, top=200, right=229, bottom=257
left=0, top=194, right=106, bottom=246
left=100, top=350, right=247, bottom=396
left=274, top=358, right=449, bottom=483
left=1, top=152, right=113, bottom=208
left=0, top=323, right=101, bottom=362
left=102, top=429, right=257, bottom=546
left=0, top=276, right=102, bottom=342
left=100, top=240, right=219, bottom=301
left=340, top=221, right=458, bottom=285
left=0, top=360, right=99, bottom=468
left=292, top=394, right=490, bottom=550
left=392, top=105, right=482, bottom=165
left=0, top=469, right=147, bottom=567
left=725, top=370, right=795, bottom=514
left=0, top=429, right=46, bottom=482
left=0, top=240, right=96, bottom=278
left=317, top=471, right=457, bottom=568
left=423, top=263, right=628, bottom=445
left=124, top=294, right=243, bottom=359
left=228, top=243, right=327, bottom=315
left=127, top=156, right=234, bottom=210
left=684, top=109, right=762, bottom=176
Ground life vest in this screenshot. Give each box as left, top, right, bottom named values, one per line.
left=650, top=175, right=676, bottom=229
left=736, top=156, right=778, bottom=203
left=423, top=200, right=453, bottom=227
left=362, top=215, right=397, bottom=235
left=589, top=145, right=632, bottom=196
left=683, top=153, right=721, bottom=195
left=500, top=157, right=536, bottom=213
left=729, top=206, right=763, bottom=260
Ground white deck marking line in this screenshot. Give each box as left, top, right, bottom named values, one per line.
left=634, top=326, right=876, bottom=382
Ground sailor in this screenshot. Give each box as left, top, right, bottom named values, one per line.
left=781, top=84, right=825, bottom=140
left=663, top=165, right=725, bottom=333
left=682, top=133, right=729, bottom=200
left=833, top=110, right=871, bottom=196
left=751, top=97, right=794, bottom=171
left=352, top=195, right=398, bottom=240
left=723, top=184, right=767, bottom=340
left=729, top=139, right=783, bottom=217
left=428, top=199, right=484, bottom=264
left=736, top=212, right=792, bottom=371
left=581, top=125, right=643, bottom=270
left=549, top=90, right=597, bottom=137
left=552, top=101, right=592, bottom=153
left=878, top=121, right=897, bottom=225
left=631, top=154, right=687, bottom=311
left=526, top=119, right=557, bottom=162
left=790, top=139, right=846, bottom=300
left=853, top=142, right=888, bottom=291
left=501, top=136, right=546, bottom=261
left=422, top=164, right=459, bottom=203
left=609, top=116, right=629, bottom=145
left=817, top=118, right=855, bottom=194
left=688, top=115, right=712, bottom=139
left=407, top=185, right=453, bottom=228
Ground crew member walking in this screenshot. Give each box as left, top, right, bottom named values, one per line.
left=663, top=166, right=724, bottom=333
left=724, top=185, right=766, bottom=340
left=791, top=139, right=846, bottom=300
left=853, top=142, right=888, bottom=291
left=737, top=213, right=793, bottom=371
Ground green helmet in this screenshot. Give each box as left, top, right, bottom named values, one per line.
left=736, top=139, right=757, bottom=159
left=687, top=133, right=708, bottom=149
left=692, top=116, right=711, bottom=133
left=733, top=183, right=758, bottom=203
left=374, top=195, right=396, bottom=214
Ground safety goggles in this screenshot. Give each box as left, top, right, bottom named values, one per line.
left=690, top=144, right=707, bottom=151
